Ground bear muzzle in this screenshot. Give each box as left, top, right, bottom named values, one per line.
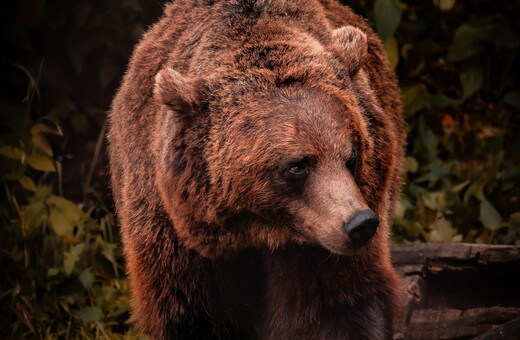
left=342, top=209, right=379, bottom=249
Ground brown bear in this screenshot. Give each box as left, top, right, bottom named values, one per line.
left=107, top=0, right=405, bottom=339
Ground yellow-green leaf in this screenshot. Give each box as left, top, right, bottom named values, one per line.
left=49, top=209, right=74, bottom=236
left=32, top=133, right=53, bottom=156
left=433, top=0, right=456, bottom=11
left=27, top=154, right=56, bottom=172
left=47, top=268, right=61, bottom=278
left=76, top=307, right=103, bottom=323
left=3, top=173, right=36, bottom=191
left=394, top=198, right=409, bottom=220
left=18, top=175, right=36, bottom=191
left=70, top=243, right=86, bottom=257
left=31, top=122, right=63, bottom=136
left=479, top=196, right=502, bottom=231
left=25, top=202, right=46, bottom=229
left=451, top=180, right=471, bottom=194
left=404, top=156, right=418, bottom=173
left=423, top=192, right=446, bottom=211
left=0, top=146, right=24, bottom=160
left=47, top=195, right=85, bottom=222
left=63, top=258, right=75, bottom=275
left=63, top=243, right=85, bottom=275
left=429, top=218, right=456, bottom=243
left=79, top=268, right=95, bottom=289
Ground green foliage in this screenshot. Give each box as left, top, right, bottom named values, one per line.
left=1, top=0, right=519, bottom=337
left=374, top=0, right=402, bottom=43
left=360, top=0, right=520, bottom=244
left=0, top=69, right=132, bottom=338
left=0, top=0, right=162, bottom=337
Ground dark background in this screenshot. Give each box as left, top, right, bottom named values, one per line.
left=1, top=0, right=519, bottom=337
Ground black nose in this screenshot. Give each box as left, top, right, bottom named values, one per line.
left=342, top=210, right=379, bottom=248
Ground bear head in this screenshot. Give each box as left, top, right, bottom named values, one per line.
left=153, top=26, right=395, bottom=258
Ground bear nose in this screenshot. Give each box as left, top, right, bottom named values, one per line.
left=342, top=209, right=379, bottom=248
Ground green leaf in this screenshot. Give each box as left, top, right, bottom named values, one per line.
left=448, top=25, right=519, bottom=63
left=428, top=94, right=461, bottom=107
left=422, top=128, right=438, bottom=152
left=447, top=25, right=487, bottom=62
left=479, top=196, right=502, bottom=231
left=27, top=154, right=56, bottom=172
left=75, top=306, right=103, bottom=323
left=415, top=164, right=450, bottom=188
left=460, top=64, right=484, bottom=99
left=0, top=145, right=24, bottom=160
left=79, top=268, right=95, bottom=289
left=374, top=0, right=402, bottom=44
left=401, top=84, right=428, bottom=116
left=504, top=91, right=520, bottom=107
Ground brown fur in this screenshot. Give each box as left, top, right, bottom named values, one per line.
left=107, top=0, right=406, bottom=339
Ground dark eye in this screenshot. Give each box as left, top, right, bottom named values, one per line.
left=283, top=159, right=309, bottom=181
left=346, top=145, right=359, bottom=174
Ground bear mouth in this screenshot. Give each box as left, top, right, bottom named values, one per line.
left=290, top=220, right=377, bottom=256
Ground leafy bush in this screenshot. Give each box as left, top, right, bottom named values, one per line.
left=0, top=1, right=162, bottom=337
left=365, top=0, right=520, bottom=244
left=0, top=0, right=519, bottom=337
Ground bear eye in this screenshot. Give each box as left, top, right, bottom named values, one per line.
left=346, top=145, right=359, bottom=174
left=283, top=159, right=309, bottom=181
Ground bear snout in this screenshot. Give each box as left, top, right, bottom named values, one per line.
left=342, top=209, right=379, bottom=249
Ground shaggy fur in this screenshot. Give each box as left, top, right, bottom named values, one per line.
left=107, top=0, right=406, bottom=339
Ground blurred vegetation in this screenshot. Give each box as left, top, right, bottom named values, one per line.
left=0, top=0, right=519, bottom=338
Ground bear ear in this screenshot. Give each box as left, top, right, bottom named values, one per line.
left=154, top=67, right=200, bottom=113
left=331, top=26, right=368, bottom=77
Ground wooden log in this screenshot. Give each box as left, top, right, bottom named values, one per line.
left=391, top=243, right=520, bottom=339
left=473, top=316, right=520, bottom=340
left=403, top=307, right=520, bottom=339
left=392, top=243, right=520, bottom=270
